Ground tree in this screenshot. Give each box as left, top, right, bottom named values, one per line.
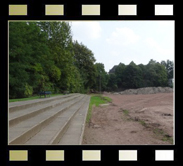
left=73, top=41, right=96, bottom=91
left=107, top=73, right=118, bottom=91
left=122, top=61, right=143, bottom=89
left=161, top=60, right=174, bottom=79
left=145, top=60, right=168, bottom=87
left=138, top=64, right=146, bottom=87
left=92, top=63, right=109, bottom=91
left=108, top=59, right=168, bottom=90
left=114, top=63, right=126, bottom=88
left=38, top=21, right=75, bottom=91
left=9, top=22, right=51, bottom=98
left=9, top=21, right=100, bottom=98
left=109, top=65, right=118, bottom=74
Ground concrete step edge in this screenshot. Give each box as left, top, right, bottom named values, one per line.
left=79, top=96, right=91, bottom=145
left=9, top=94, right=78, bottom=113
left=58, top=95, right=90, bottom=145
left=9, top=94, right=82, bottom=127
left=49, top=95, right=87, bottom=144
left=9, top=95, right=84, bottom=145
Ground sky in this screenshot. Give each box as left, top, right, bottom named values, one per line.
left=68, top=21, right=174, bottom=72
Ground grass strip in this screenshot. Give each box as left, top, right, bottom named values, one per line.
left=86, top=95, right=112, bottom=123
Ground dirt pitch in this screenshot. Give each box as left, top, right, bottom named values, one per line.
left=82, top=93, right=173, bottom=145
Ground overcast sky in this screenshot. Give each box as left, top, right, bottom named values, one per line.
left=68, top=21, right=174, bottom=72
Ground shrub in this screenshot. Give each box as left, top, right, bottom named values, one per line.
left=24, top=83, right=33, bottom=97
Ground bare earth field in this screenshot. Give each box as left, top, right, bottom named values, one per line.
left=82, top=93, right=173, bottom=145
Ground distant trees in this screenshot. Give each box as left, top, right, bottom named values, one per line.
left=114, top=63, right=125, bottom=88
left=107, top=73, right=118, bottom=91
left=161, top=60, right=174, bottom=79
left=107, top=59, right=172, bottom=90
left=92, top=63, right=109, bottom=92
left=145, top=60, right=168, bottom=87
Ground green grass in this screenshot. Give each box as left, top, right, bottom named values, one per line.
left=136, top=120, right=173, bottom=144
left=153, top=128, right=173, bottom=144
left=153, top=128, right=164, bottom=135
left=139, top=120, right=147, bottom=127
left=86, top=95, right=112, bottom=123
left=120, top=109, right=131, bottom=121
left=123, top=109, right=129, bottom=116
left=100, top=96, right=112, bottom=103
left=162, top=137, right=173, bottom=144
left=9, top=93, right=64, bottom=102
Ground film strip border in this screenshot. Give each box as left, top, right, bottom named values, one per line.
left=8, top=4, right=174, bottom=16
left=8, top=149, right=175, bottom=161
left=5, top=1, right=177, bottom=165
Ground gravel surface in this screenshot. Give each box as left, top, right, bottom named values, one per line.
left=82, top=92, right=173, bottom=145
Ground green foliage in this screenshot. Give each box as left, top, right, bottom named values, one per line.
left=9, top=21, right=99, bottom=99
left=161, top=60, right=174, bottom=80
left=24, top=83, right=33, bottom=97
left=139, top=120, right=147, bottom=127
left=123, top=109, right=129, bottom=116
left=73, top=41, right=96, bottom=90
left=122, top=61, right=143, bottom=89
left=38, top=22, right=75, bottom=92
left=9, top=22, right=52, bottom=98
left=145, top=61, right=168, bottom=87
left=92, top=63, right=109, bottom=91
left=107, top=73, right=118, bottom=91
left=109, top=65, right=118, bottom=74
left=115, top=63, right=126, bottom=88
left=101, top=96, right=112, bottom=103
left=153, top=128, right=173, bottom=144
left=48, top=65, right=61, bottom=82
left=9, top=63, right=29, bottom=98
left=108, top=59, right=170, bottom=90
left=68, top=65, right=83, bottom=93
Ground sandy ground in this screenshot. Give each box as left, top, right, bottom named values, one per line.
left=82, top=93, right=173, bottom=145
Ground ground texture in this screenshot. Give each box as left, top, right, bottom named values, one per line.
left=82, top=93, right=173, bottom=145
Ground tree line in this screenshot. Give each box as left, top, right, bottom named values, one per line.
left=9, top=22, right=97, bottom=98
left=9, top=22, right=173, bottom=99
left=107, top=59, right=173, bottom=91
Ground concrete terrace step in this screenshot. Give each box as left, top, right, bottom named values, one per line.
left=9, top=94, right=81, bottom=127
left=9, top=95, right=85, bottom=145
left=24, top=95, right=88, bottom=145
left=9, top=93, right=79, bottom=112
left=58, top=96, right=90, bottom=145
